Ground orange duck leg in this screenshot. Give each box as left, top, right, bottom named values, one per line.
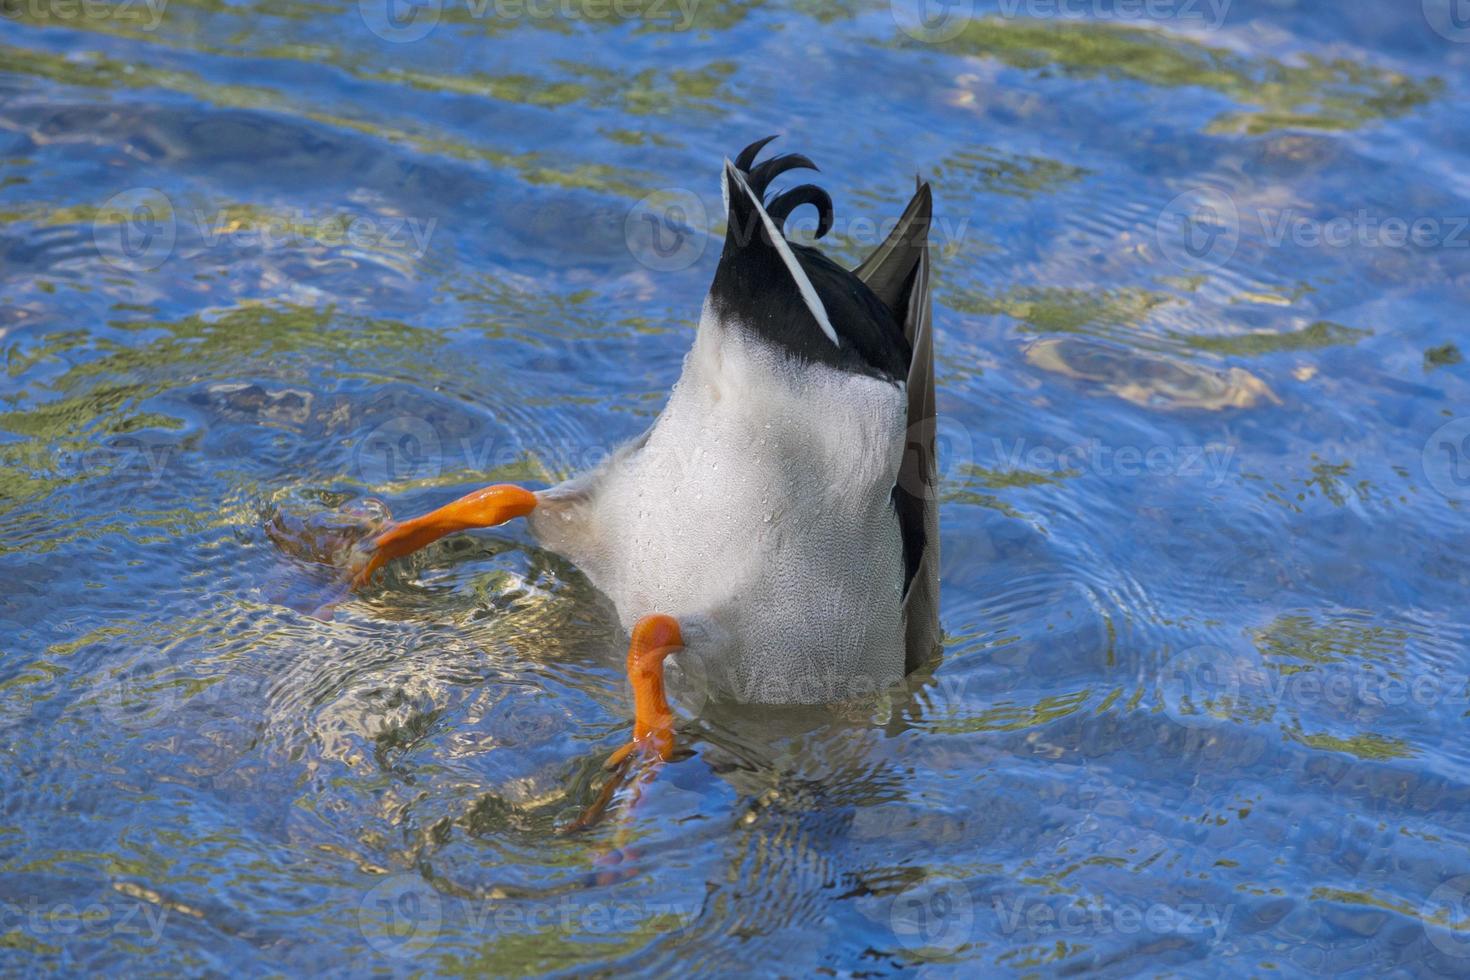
left=568, top=614, right=684, bottom=835
left=350, top=483, right=537, bottom=587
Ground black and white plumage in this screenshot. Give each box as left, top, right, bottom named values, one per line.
left=530, top=138, right=939, bottom=702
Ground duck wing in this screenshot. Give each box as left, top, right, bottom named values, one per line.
left=855, top=181, right=939, bottom=672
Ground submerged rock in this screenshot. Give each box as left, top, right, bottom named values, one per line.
left=264, top=488, right=392, bottom=567
left=1025, top=337, right=1281, bottom=410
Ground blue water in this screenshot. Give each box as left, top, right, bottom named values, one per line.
left=3, top=0, right=1470, bottom=974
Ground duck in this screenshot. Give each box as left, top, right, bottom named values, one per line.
left=347, top=136, right=939, bottom=774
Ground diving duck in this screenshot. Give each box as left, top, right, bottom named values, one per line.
left=350, top=137, right=938, bottom=766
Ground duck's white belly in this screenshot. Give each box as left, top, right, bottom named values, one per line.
left=529, top=324, right=907, bottom=704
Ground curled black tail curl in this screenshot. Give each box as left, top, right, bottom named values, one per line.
left=732, top=136, right=835, bottom=240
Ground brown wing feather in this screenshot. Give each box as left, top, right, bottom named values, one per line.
left=855, top=180, right=939, bottom=672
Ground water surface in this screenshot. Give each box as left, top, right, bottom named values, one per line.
left=3, top=0, right=1470, bottom=974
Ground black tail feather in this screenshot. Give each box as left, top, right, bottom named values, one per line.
left=765, top=184, right=834, bottom=238
left=734, top=134, right=779, bottom=172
